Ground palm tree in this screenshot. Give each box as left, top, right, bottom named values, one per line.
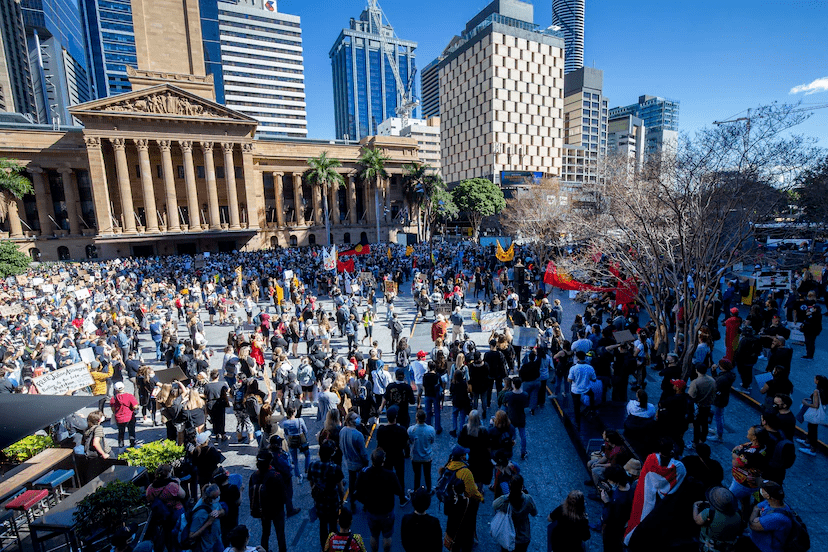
left=357, top=147, right=389, bottom=243
left=0, top=159, right=33, bottom=223
left=306, top=152, right=344, bottom=246
left=403, top=162, right=432, bottom=241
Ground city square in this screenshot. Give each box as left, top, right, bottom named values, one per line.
left=0, top=0, right=827, bottom=552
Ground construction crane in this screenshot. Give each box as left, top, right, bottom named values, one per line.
left=713, top=103, right=828, bottom=140
left=366, top=0, right=419, bottom=128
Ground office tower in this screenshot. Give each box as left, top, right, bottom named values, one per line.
left=552, top=0, right=584, bottom=75
left=420, top=58, right=440, bottom=120
left=439, top=0, right=566, bottom=185
left=216, top=0, right=307, bottom=139
left=563, top=67, right=607, bottom=156
left=0, top=1, right=36, bottom=116
left=330, top=0, right=418, bottom=141
left=80, top=0, right=137, bottom=99
left=610, top=94, right=680, bottom=156
left=607, top=114, right=646, bottom=172
left=378, top=116, right=441, bottom=173
left=20, top=0, right=93, bottom=125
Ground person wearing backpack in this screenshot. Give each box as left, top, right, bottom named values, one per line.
left=186, top=483, right=225, bottom=552
left=760, top=412, right=795, bottom=484
left=145, top=463, right=186, bottom=552
left=249, top=451, right=287, bottom=552
left=492, top=474, right=537, bottom=552
left=324, top=508, right=368, bottom=552
left=440, top=445, right=484, bottom=552
left=389, top=313, right=405, bottom=352
left=692, top=486, right=742, bottom=552
left=746, top=480, right=797, bottom=552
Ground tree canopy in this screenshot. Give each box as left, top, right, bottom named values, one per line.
left=0, top=241, right=29, bottom=278
left=0, top=159, right=33, bottom=199
left=451, top=177, right=505, bottom=242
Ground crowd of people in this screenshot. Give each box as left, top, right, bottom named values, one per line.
left=0, top=242, right=825, bottom=552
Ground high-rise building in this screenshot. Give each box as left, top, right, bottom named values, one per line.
left=21, top=0, right=94, bottom=125
left=607, top=113, right=646, bottom=172
left=440, top=0, right=566, bottom=185
left=216, top=0, right=307, bottom=139
left=420, top=58, right=440, bottom=120
left=330, top=1, right=418, bottom=141
left=0, top=0, right=36, bottom=117
left=552, top=0, right=584, bottom=75
left=80, top=0, right=137, bottom=99
left=378, top=116, right=441, bottom=173
left=563, top=67, right=607, bottom=156
left=609, top=95, right=680, bottom=157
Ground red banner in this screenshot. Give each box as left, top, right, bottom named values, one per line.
left=337, top=259, right=355, bottom=273
left=544, top=261, right=639, bottom=305
left=339, top=243, right=370, bottom=257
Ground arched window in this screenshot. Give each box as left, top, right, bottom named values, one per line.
left=85, top=244, right=98, bottom=259
left=360, top=231, right=368, bottom=243
left=29, top=248, right=41, bottom=261
left=308, top=234, right=316, bottom=245
left=343, top=232, right=351, bottom=244
left=57, top=246, right=70, bottom=261
left=289, top=235, right=298, bottom=246
left=270, top=236, right=279, bottom=249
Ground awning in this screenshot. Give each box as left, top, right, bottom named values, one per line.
left=0, top=394, right=99, bottom=450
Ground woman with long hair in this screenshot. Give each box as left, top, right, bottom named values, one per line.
left=319, top=317, right=332, bottom=353
left=458, top=409, right=492, bottom=488
left=492, top=474, right=537, bottom=552
left=797, top=374, right=828, bottom=456
left=137, top=365, right=160, bottom=425
left=546, top=490, right=590, bottom=552
left=288, top=316, right=301, bottom=358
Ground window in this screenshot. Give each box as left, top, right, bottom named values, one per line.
left=57, top=246, right=70, bottom=260
left=308, top=234, right=316, bottom=245
left=343, top=232, right=351, bottom=244
left=289, top=235, right=298, bottom=246
left=156, top=165, right=162, bottom=178
left=197, top=166, right=205, bottom=179
left=177, top=165, right=185, bottom=179
left=85, top=245, right=98, bottom=259
left=135, top=164, right=141, bottom=178
left=29, top=248, right=41, bottom=261
left=216, top=166, right=225, bottom=179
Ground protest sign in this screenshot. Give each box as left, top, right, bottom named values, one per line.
left=514, top=326, right=539, bottom=347
left=79, top=347, right=95, bottom=364
left=384, top=280, right=397, bottom=295
left=41, top=284, right=55, bottom=294
left=75, top=288, right=90, bottom=300
left=480, top=311, right=507, bottom=332
left=32, top=363, right=95, bottom=395
left=0, top=305, right=24, bottom=316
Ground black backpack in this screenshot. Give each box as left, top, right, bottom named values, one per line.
left=393, top=320, right=404, bottom=336
left=772, top=437, right=797, bottom=470
left=435, top=461, right=467, bottom=504
left=396, top=350, right=409, bottom=368
left=775, top=506, right=810, bottom=552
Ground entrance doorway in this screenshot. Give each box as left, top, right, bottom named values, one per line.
left=132, top=245, right=155, bottom=257
left=176, top=242, right=197, bottom=255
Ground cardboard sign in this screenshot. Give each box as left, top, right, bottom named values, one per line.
left=23, top=290, right=35, bottom=300
left=79, top=347, right=95, bottom=364
left=16, top=275, right=28, bottom=285
left=51, top=275, right=61, bottom=284
left=32, top=363, right=95, bottom=395
left=514, top=326, right=539, bottom=347
left=0, top=305, right=24, bottom=316
left=480, top=311, right=508, bottom=332
left=75, top=288, right=90, bottom=300
left=384, top=281, right=398, bottom=295
left=155, top=366, right=188, bottom=384
left=613, top=330, right=636, bottom=343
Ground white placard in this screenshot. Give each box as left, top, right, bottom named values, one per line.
left=94, top=293, right=106, bottom=303
left=32, top=363, right=95, bottom=395
left=41, top=284, right=55, bottom=294
left=79, top=347, right=95, bottom=364
left=30, top=277, right=44, bottom=286
left=514, top=326, right=539, bottom=347
left=283, top=270, right=294, bottom=282
left=75, top=288, right=90, bottom=300
left=0, top=305, right=24, bottom=316
left=480, top=311, right=508, bottom=332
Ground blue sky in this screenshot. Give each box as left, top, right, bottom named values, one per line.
left=289, top=0, right=828, bottom=145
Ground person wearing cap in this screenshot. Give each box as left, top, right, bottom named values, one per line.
left=410, top=351, right=429, bottom=407
left=747, top=480, right=794, bottom=552
left=110, top=380, right=139, bottom=449
left=656, top=378, right=692, bottom=456
left=441, top=444, right=483, bottom=552
left=249, top=451, right=287, bottom=552
left=692, top=486, right=742, bottom=551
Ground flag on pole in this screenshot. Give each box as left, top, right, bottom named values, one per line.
left=235, top=266, right=242, bottom=285
left=496, top=240, right=514, bottom=262
left=387, top=247, right=392, bottom=260
left=323, top=246, right=337, bottom=271
left=405, top=245, right=413, bottom=256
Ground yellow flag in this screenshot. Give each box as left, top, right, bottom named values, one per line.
left=235, top=266, right=242, bottom=285
left=405, top=245, right=413, bottom=256
left=387, top=247, right=392, bottom=260
left=275, top=283, right=284, bottom=304
left=496, top=240, right=514, bottom=262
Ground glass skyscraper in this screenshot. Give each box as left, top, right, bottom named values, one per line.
left=609, top=95, right=680, bottom=157
left=552, top=0, right=584, bottom=75
left=81, top=0, right=137, bottom=98
left=330, top=3, right=417, bottom=141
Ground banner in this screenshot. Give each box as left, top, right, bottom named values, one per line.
left=405, top=245, right=413, bottom=257
left=32, top=363, right=95, bottom=395
left=323, top=246, right=337, bottom=271
left=275, top=284, right=284, bottom=305
left=337, top=259, right=355, bottom=273
left=513, top=326, right=539, bottom=347
left=480, top=311, right=507, bottom=332
left=496, top=240, right=515, bottom=262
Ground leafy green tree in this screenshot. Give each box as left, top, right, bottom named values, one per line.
left=0, top=159, right=33, bottom=199
left=0, top=241, right=30, bottom=278
left=795, top=154, right=828, bottom=224
left=357, top=147, right=389, bottom=242
left=452, top=177, right=506, bottom=242
left=306, top=151, right=344, bottom=245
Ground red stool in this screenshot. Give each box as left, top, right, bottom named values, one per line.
left=4, top=489, right=49, bottom=536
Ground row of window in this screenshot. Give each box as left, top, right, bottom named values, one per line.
left=223, top=70, right=303, bottom=84
left=219, top=49, right=303, bottom=65
left=222, top=61, right=303, bottom=75
left=220, top=30, right=302, bottom=49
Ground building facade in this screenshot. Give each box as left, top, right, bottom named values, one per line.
left=607, top=113, right=645, bottom=172
left=329, top=1, right=417, bottom=141
left=563, top=67, right=607, bottom=157
left=216, top=0, right=308, bottom=139
left=439, top=0, right=565, bottom=185
left=420, top=58, right=440, bottom=120
left=81, top=0, right=137, bottom=99
left=0, top=0, right=37, bottom=117
left=609, top=94, right=679, bottom=157
left=551, top=0, right=584, bottom=75
left=0, top=84, right=419, bottom=261
left=378, top=116, right=441, bottom=173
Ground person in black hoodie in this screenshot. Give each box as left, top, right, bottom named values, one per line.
left=449, top=370, right=472, bottom=438
left=711, top=359, right=737, bottom=442
left=800, top=298, right=822, bottom=359
left=400, top=488, right=442, bottom=552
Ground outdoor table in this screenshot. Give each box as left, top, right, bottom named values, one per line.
left=29, top=465, right=145, bottom=552
left=0, top=449, right=74, bottom=504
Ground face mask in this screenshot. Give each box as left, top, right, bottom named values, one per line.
left=354, top=416, right=361, bottom=425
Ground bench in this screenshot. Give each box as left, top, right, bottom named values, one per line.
left=0, top=490, right=24, bottom=552
left=33, top=470, right=75, bottom=505
left=4, top=489, right=50, bottom=538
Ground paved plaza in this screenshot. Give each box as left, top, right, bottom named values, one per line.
left=91, top=279, right=828, bottom=552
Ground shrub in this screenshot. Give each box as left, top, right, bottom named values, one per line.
left=118, top=439, right=184, bottom=474
left=2, top=434, right=54, bottom=463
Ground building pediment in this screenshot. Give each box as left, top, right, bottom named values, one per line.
left=70, top=84, right=258, bottom=127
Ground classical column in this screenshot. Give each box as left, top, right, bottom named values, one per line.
left=180, top=141, right=200, bottom=230
left=7, top=197, right=23, bottom=237
left=292, top=173, right=305, bottom=225
left=134, top=139, right=159, bottom=232
left=331, top=180, right=340, bottom=226
left=29, top=167, right=53, bottom=235
left=221, top=143, right=241, bottom=229
left=157, top=140, right=180, bottom=231
left=383, top=176, right=391, bottom=221
left=272, top=171, right=285, bottom=227
left=347, top=175, right=357, bottom=224
left=57, top=168, right=81, bottom=235
left=111, top=138, right=137, bottom=233
left=240, top=143, right=261, bottom=230
left=84, top=137, right=114, bottom=234
left=312, top=181, right=323, bottom=225
left=200, top=142, right=221, bottom=230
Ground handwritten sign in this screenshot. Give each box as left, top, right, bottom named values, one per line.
left=75, top=288, right=90, bottom=300
left=16, top=275, right=28, bottom=285
left=0, top=305, right=24, bottom=316
left=384, top=281, right=397, bottom=295
left=32, top=363, right=95, bottom=395
left=480, top=311, right=507, bottom=332
left=94, top=293, right=106, bottom=303
left=41, top=284, right=55, bottom=294
left=513, top=326, right=539, bottom=347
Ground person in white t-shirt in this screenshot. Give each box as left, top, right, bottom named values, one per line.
left=410, top=350, right=429, bottom=406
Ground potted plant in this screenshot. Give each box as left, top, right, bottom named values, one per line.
left=73, top=480, right=146, bottom=543
left=118, top=440, right=185, bottom=476
left=2, top=434, right=55, bottom=465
